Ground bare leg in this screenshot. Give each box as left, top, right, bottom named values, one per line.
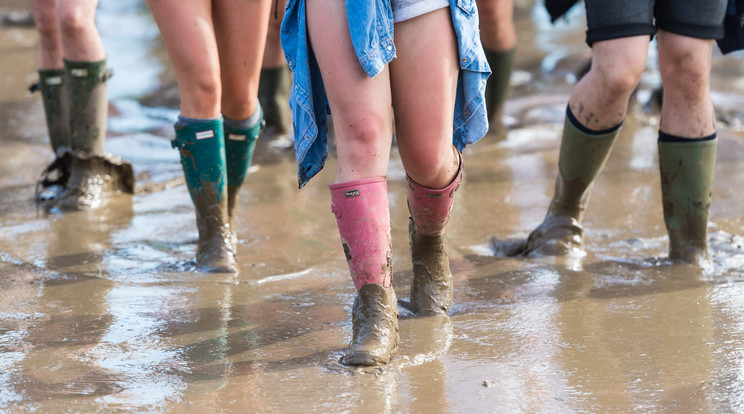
left=391, top=7, right=461, bottom=315
left=517, top=36, right=648, bottom=257
left=656, top=31, right=717, bottom=265
left=146, top=0, right=221, bottom=118
left=56, top=0, right=105, bottom=61
left=391, top=7, right=459, bottom=189
left=31, top=0, right=64, bottom=69
left=214, top=0, right=272, bottom=120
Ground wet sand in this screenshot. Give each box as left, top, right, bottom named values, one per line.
left=2, top=0, right=744, bottom=412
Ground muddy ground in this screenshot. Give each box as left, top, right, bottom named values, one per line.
left=1, top=0, right=744, bottom=412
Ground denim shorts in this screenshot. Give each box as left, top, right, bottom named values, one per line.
left=585, top=0, right=727, bottom=45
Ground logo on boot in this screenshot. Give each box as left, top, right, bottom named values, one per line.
left=344, top=189, right=360, bottom=198
left=195, top=130, right=215, bottom=140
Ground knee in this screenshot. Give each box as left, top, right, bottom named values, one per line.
left=402, top=146, right=454, bottom=182
left=345, top=117, right=388, bottom=148
left=591, top=63, right=643, bottom=102
left=659, top=58, right=709, bottom=99
left=33, top=7, right=58, bottom=41
left=180, top=72, right=222, bottom=114
left=56, top=6, right=92, bottom=39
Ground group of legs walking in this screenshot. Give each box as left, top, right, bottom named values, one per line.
left=29, top=0, right=727, bottom=368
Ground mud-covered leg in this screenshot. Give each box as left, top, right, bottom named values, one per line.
left=174, top=117, right=237, bottom=273
left=658, top=133, right=717, bottom=265
left=330, top=177, right=399, bottom=366
left=407, top=149, right=462, bottom=316
left=224, top=107, right=264, bottom=248
left=520, top=107, right=621, bottom=256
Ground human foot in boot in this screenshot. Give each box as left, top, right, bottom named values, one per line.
left=409, top=219, right=453, bottom=315
left=193, top=193, right=238, bottom=274
left=39, top=149, right=134, bottom=211
left=342, top=283, right=399, bottom=366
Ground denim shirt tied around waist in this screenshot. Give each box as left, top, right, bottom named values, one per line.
left=281, top=0, right=491, bottom=188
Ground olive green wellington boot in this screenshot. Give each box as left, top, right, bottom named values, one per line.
left=38, top=69, right=71, bottom=153
left=258, top=66, right=291, bottom=138
left=484, top=47, right=515, bottom=138
left=51, top=59, right=134, bottom=210
left=658, top=135, right=717, bottom=265
left=173, top=118, right=237, bottom=273
left=521, top=110, right=621, bottom=256
left=35, top=69, right=72, bottom=202
left=224, top=109, right=264, bottom=248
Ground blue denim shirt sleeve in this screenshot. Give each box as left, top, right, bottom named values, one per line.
left=281, top=0, right=491, bottom=188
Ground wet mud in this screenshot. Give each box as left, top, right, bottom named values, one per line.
left=2, top=0, right=744, bottom=412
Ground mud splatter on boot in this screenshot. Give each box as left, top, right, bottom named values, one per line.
left=658, top=133, right=717, bottom=265
left=65, top=59, right=111, bottom=154
left=406, top=149, right=462, bottom=315
left=409, top=219, right=453, bottom=315
left=343, top=283, right=399, bottom=366
left=46, top=149, right=134, bottom=211
left=517, top=108, right=620, bottom=257
left=174, top=118, right=236, bottom=273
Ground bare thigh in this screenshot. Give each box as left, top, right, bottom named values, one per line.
left=146, top=0, right=221, bottom=118
left=214, top=0, right=272, bottom=119
left=306, top=0, right=393, bottom=182
left=390, top=7, right=459, bottom=188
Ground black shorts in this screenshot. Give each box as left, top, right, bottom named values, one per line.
left=585, top=0, right=727, bottom=46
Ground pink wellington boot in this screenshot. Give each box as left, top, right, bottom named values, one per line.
left=407, top=150, right=463, bottom=315
left=330, top=177, right=399, bottom=366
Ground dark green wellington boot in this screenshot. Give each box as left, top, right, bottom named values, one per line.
left=658, top=136, right=717, bottom=265
left=36, top=69, right=72, bottom=203
left=173, top=118, right=237, bottom=273
left=484, top=47, right=515, bottom=138
left=38, top=69, right=71, bottom=153
left=65, top=59, right=110, bottom=153
left=258, top=66, right=291, bottom=138
left=53, top=59, right=134, bottom=210
left=224, top=110, right=264, bottom=247
left=522, top=111, right=621, bottom=256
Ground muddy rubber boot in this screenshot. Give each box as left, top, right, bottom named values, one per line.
left=38, top=69, right=71, bottom=153
left=258, top=66, right=291, bottom=138
left=52, top=59, right=134, bottom=210
left=51, top=148, right=134, bottom=211
left=224, top=109, right=265, bottom=248
left=35, top=69, right=72, bottom=203
left=65, top=59, right=110, bottom=154
left=658, top=133, right=717, bottom=265
left=407, top=150, right=462, bottom=316
left=521, top=109, right=621, bottom=256
left=343, top=283, right=399, bottom=366
left=173, top=118, right=237, bottom=273
left=330, top=177, right=398, bottom=365
left=484, top=47, right=515, bottom=138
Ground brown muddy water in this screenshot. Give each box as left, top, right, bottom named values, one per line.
left=1, top=0, right=744, bottom=412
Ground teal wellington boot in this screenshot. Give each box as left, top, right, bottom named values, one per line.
left=173, top=118, right=237, bottom=273
left=224, top=109, right=264, bottom=247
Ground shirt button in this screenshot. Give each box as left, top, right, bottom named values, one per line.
left=462, top=58, right=468, bottom=63
left=386, top=45, right=393, bottom=51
